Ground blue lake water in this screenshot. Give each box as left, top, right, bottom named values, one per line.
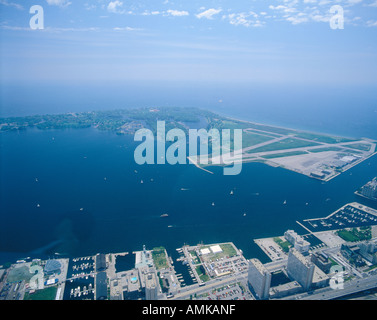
left=0, top=124, right=376, bottom=265
left=1, top=83, right=377, bottom=265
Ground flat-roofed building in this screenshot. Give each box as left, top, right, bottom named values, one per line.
left=359, top=240, right=377, bottom=264
left=248, top=258, right=271, bottom=300
left=95, top=271, right=107, bottom=300
left=269, top=281, right=302, bottom=299
left=96, top=253, right=107, bottom=272
left=360, top=178, right=377, bottom=199
left=284, top=230, right=297, bottom=244
left=145, top=272, right=158, bottom=300
left=312, top=266, right=329, bottom=288
left=311, top=252, right=332, bottom=273
left=284, top=230, right=310, bottom=254
left=44, top=259, right=62, bottom=275
left=294, top=238, right=310, bottom=254
left=287, top=248, right=315, bottom=291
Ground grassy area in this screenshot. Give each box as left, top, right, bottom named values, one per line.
left=196, top=265, right=210, bottom=282
left=200, top=243, right=238, bottom=261
left=294, top=132, right=355, bottom=144
left=220, top=243, right=237, bottom=257
left=218, top=120, right=251, bottom=130
left=24, top=286, right=57, bottom=300
left=248, top=138, right=320, bottom=154
left=152, top=247, right=169, bottom=270
left=342, top=149, right=363, bottom=154
left=329, top=258, right=339, bottom=267
left=263, top=150, right=308, bottom=159
left=346, top=143, right=372, bottom=152
left=239, top=122, right=295, bottom=136
left=273, top=237, right=291, bottom=253
left=309, top=147, right=343, bottom=153
left=242, top=131, right=275, bottom=148
left=336, top=227, right=372, bottom=242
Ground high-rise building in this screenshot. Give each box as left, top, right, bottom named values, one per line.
left=359, top=240, right=377, bottom=264
left=145, top=272, right=158, bottom=300
left=247, top=258, right=271, bottom=300
left=287, top=248, right=315, bottom=291
left=361, top=178, right=377, bottom=199
left=95, top=272, right=108, bottom=300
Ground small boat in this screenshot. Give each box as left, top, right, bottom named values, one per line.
left=160, top=214, right=169, bottom=218
left=243, top=213, right=247, bottom=217
left=37, top=204, right=40, bottom=208
left=168, top=225, right=173, bottom=228
left=80, top=208, right=84, bottom=211
left=35, top=178, right=38, bottom=182
left=212, top=202, right=215, bottom=206
left=283, top=200, right=287, bottom=205
left=141, top=180, right=144, bottom=184
left=230, top=190, right=234, bottom=195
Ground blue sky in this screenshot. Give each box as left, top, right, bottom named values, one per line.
left=0, top=0, right=377, bottom=86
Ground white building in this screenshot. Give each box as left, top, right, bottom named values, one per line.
left=248, top=258, right=271, bottom=300
left=287, top=248, right=315, bottom=291
left=284, top=230, right=310, bottom=254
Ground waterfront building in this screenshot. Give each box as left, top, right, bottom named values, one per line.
left=44, top=259, right=61, bottom=275
left=145, top=272, right=158, bottom=300
left=95, top=253, right=107, bottom=272
left=284, top=230, right=310, bottom=254
left=247, top=258, right=271, bottom=300
left=360, top=178, right=377, bottom=199
left=95, top=272, right=108, bottom=300
left=359, top=240, right=377, bottom=264
left=287, top=248, right=315, bottom=291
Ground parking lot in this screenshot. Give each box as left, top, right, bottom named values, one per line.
left=197, top=282, right=250, bottom=300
